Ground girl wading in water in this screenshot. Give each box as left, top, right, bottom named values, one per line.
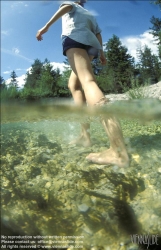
left=36, top=0, right=129, bottom=167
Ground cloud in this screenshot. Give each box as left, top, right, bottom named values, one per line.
left=12, top=47, right=20, bottom=55
left=1, top=30, right=10, bottom=36
left=10, top=1, right=25, bottom=9
left=3, top=71, right=11, bottom=75
left=16, top=68, right=25, bottom=71
left=1, top=48, right=34, bottom=63
left=3, top=68, right=27, bottom=75
left=50, top=62, right=69, bottom=73
left=88, top=9, right=99, bottom=16
left=9, top=1, right=29, bottom=13
left=120, top=30, right=158, bottom=62
left=17, top=74, right=26, bottom=88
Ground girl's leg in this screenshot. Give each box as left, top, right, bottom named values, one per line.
left=68, top=70, right=91, bottom=147
left=66, top=48, right=104, bottom=105
left=66, top=48, right=129, bottom=167
left=68, top=70, right=86, bottom=106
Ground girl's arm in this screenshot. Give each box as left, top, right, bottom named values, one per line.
left=36, top=4, right=72, bottom=41
left=96, top=33, right=106, bottom=65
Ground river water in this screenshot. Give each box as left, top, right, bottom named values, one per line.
left=1, top=98, right=161, bottom=250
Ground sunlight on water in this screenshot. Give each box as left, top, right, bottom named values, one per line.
left=1, top=98, right=161, bottom=249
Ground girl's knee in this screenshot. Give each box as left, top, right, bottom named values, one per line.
left=68, top=81, right=76, bottom=93
left=68, top=81, right=71, bottom=90
left=68, top=79, right=81, bottom=92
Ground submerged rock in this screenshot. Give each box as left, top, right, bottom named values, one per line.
left=78, top=204, right=90, bottom=213
left=38, top=134, right=62, bottom=152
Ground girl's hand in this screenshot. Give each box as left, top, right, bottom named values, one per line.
left=100, top=52, right=107, bottom=65
left=36, top=26, right=48, bottom=41
left=36, top=30, right=43, bottom=41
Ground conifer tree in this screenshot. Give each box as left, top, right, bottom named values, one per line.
left=103, top=35, right=135, bottom=93
left=37, top=58, right=61, bottom=95
left=150, top=0, right=161, bottom=59
left=9, top=71, right=18, bottom=88
left=24, top=59, right=43, bottom=88
left=0, top=76, right=6, bottom=89
left=137, top=45, right=161, bottom=84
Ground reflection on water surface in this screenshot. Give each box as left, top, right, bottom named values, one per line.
left=1, top=98, right=161, bottom=124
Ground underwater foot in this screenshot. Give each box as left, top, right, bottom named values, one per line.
left=69, top=135, right=92, bottom=147
left=86, top=149, right=130, bottom=167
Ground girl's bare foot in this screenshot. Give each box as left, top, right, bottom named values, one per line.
left=69, top=123, right=91, bottom=147
left=86, top=148, right=129, bottom=167
left=69, top=135, right=92, bottom=147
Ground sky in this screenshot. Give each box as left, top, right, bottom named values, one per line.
left=1, top=0, right=160, bottom=88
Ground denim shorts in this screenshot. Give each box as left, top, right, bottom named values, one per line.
left=62, top=35, right=99, bottom=58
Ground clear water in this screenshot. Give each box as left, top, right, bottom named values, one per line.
left=1, top=98, right=161, bottom=249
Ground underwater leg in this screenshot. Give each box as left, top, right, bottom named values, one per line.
left=68, top=70, right=91, bottom=146
left=86, top=97, right=130, bottom=167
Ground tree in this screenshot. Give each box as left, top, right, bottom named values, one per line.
left=22, top=58, right=62, bottom=98
left=57, top=68, right=71, bottom=97
left=0, top=76, right=6, bottom=89
left=24, top=59, right=43, bottom=88
left=0, top=74, right=19, bottom=100
left=0, top=76, right=4, bottom=84
left=9, top=70, right=18, bottom=88
left=150, top=0, right=161, bottom=59
left=103, top=35, right=135, bottom=93
left=150, top=15, right=161, bottom=44
left=35, top=58, right=61, bottom=96
left=137, top=45, right=161, bottom=84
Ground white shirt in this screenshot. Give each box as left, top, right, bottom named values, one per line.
left=60, top=1, right=102, bottom=50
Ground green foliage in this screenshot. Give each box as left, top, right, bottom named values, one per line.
left=150, top=15, right=161, bottom=45
left=1, top=59, right=72, bottom=100
left=17, top=58, right=72, bottom=99
left=36, top=59, right=61, bottom=96
left=154, top=0, right=161, bottom=7
left=0, top=76, right=5, bottom=84
left=22, top=58, right=63, bottom=99
left=96, top=36, right=160, bottom=94
left=9, top=71, right=18, bottom=88
left=0, top=76, right=6, bottom=90
left=98, top=35, right=135, bottom=93
left=0, top=72, right=19, bottom=100
left=137, top=45, right=161, bottom=84
left=56, top=67, right=71, bottom=97
left=24, top=59, right=43, bottom=89
left=159, top=42, right=161, bottom=60
left=96, top=67, right=116, bottom=93
left=125, top=79, right=150, bottom=100
left=150, top=0, right=161, bottom=59
left=1, top=86, right=19, bottom=100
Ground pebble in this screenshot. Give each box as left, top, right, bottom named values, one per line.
left=45, top=182, right=51, bottom=188
left=157, top=168, right=161, bottom=173
left=78, top=203, right=89, bottom=213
